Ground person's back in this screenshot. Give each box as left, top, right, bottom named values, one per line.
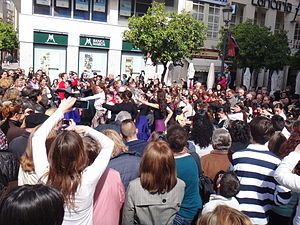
left=166, top=125, right=202, bottom=224
left=93, top=168, right=125, bottom=225
left=232, top=117, right=291, bottom=224
left=201, top=129, right=231, bottom=181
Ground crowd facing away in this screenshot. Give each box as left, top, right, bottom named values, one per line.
left=0, top=68, right=299, bottom=225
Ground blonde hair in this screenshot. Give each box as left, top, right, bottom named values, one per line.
left=101, top=129, right=128, bottom=156
left=20, top=125, right=57, bottom=172
left=197, top=205, right=253, bottom=225
left=2, top=88, right=20, bottom=102
left=45, top=107, right=57, bottom=116
left=0, top=77, right=13, bottom=89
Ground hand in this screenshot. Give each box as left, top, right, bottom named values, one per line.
left=64, top=119, right=76, bottom=131
left=73, top=125, right=89, bottom=134
left=58, top=97, right=76, bottom=113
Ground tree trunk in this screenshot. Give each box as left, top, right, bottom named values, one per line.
left=161, top=62, right=168, bottom=83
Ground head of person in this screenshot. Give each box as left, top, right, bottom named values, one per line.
left=0, top=184, right=64, bottom=225
left=212, top=129, right=232, bottom=151
left=119, top=90, right=132, bottom=103
left=191, top=110, right=214, bottom=148
left=217, top=107, right=228, bottom=119
left=28, top=89, right=42, bottom=103
left=101, top=129, right=128, bottom=157
left=2, top=88, right=20, bottom=102
left=82, top=136, right=101, bottom=166
left=115, top=111, right=132, bottom=124
left=217, top=171, right=240, bottom=198
left=92, top=84, right=105, bottom=94
left=271, top=115, right=285, bottom=131
left=20, top=123, right=55, bottom=173
left=229, top=120, right=251, bottom=144
left=278, top=120, right=300, bottom=158
left=139, top=141, right=177, bottom=193
left=274, top=103, right=284, bottom=116
left=268, top=131, right=286, bottom=158
left=47, top=131, right=88, bottom=207
left=236, top=87, right=245, bottom=97
left=166, top=124, right=188, bottom=153
left=250, top=116, right=275, bottom=145
left=1, top=101, right=23, bottom=122
left=121, top=119, right=137, bottom=141
left=197, top=205, right=253, bottom=225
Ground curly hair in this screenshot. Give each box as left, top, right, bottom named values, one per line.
left=157, top=90, right=167, bottom=116
left=228, top=120, right=251, bottom=144
left=191, top=110, right=214, bottom=148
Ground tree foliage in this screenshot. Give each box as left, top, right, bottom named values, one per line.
left=0, top=20, right=18, bottom=52
left=220, top=20, right=290, bottom=72
left=123, top=2, right=207, bottom=82
left=289, top=50, right=300, bottom=70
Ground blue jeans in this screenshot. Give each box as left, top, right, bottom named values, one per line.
left=173, top=214, right=194, bottom=225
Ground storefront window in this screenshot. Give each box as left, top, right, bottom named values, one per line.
left=207, top=4, right=220, bottom=40
left=192, top=1, right=204, bottom=21
left=34, top=0, right=52, bottom=15
left=54, top=0, right=72, bottom=17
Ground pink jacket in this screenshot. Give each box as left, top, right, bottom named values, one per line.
left=93, top=168, right=125, bottom=225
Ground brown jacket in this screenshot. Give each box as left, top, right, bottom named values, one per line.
left=201, top=150, right=230, bottom=181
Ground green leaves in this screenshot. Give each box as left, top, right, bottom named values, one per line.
left=0, top=21, right=18, bottom=52
left=219, top=20, right=290, bottom=71
left=123, top=2, right=207, bottom=81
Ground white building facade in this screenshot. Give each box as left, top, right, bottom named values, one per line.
left=12, top=0, right=300, bottom=83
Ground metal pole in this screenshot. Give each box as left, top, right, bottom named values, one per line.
left=221, top=24, right=227, bottom=76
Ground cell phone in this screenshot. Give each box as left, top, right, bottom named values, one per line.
left=62, top=119, right=70, bottom=126
left=73, top=100, right=89, bottom=109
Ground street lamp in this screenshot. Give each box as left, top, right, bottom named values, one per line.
left=221, top=4, right=233, bottom=76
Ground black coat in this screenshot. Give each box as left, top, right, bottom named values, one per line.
left=0, top=151, right=19, bottom=193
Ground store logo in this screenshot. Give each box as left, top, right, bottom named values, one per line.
left=84, top=38, right=93, bottom=46
left=46, top=34, right=56, bottom=44
left=291, top=3, right=300, bottom=23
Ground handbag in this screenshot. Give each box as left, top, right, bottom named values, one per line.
left=190, top=152, right=215, bottom=204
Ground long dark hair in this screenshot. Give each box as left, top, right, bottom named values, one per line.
left=157, top=90, right=167, bottom=115
left=191, top=110, right=214, bottom=148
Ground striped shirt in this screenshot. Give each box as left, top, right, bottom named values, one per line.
left=232, top=144, right=291, bottom=225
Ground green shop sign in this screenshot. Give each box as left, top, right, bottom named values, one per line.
left=80, top=36, right=110, bottom=49
left=122, top=41, right=141, bottom=52
left=34, top=31, right=68, bottom=46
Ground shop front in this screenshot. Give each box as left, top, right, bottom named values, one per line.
left=121, top=41, right=145, bottom=78
left=78, top=36, right=110, bottom=77
left=33, top=31, right=68, bottom=81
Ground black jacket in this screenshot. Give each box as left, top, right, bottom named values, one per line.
left=0, top=151, right=19, bottom=192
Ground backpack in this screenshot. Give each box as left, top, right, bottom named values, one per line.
left=190, top=152, right=215, bottom=204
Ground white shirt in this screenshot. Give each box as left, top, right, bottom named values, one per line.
left=202, top=194, right=240, bottom=215
left=32, top=108, right=114, bottom=225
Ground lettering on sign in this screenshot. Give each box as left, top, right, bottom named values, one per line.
left=251, top=0, right=292, bottom=13
left=92, top=39, right=106, bottom=47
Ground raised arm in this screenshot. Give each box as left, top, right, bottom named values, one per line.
left=32, top=98, right=76, bottom=179
left=275, top=144, right=300, bottom=193
left=164, top=106, right=173, bottom=125
left=139, top=98, right=159, bottom=109
left=81, top=127, right=114, bottom=184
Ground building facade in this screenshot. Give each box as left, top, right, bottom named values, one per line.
left=12, top=0, right=300, bottom=84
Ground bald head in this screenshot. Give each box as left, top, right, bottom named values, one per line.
left=121, top=119, right=137, bottom=140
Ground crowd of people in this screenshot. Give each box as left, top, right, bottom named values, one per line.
left=0, top=67, right=299, bottom=225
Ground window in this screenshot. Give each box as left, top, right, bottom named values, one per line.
left=293, top=23, right=300, bottom=49
left=118, top=0, right=152, bottom=22
left=33, top=0, right=107, bottom=22
left=207, top=4, right=220, bottom=40
left=275, top=11, right=284, bottom=33
left=54, top=0, right=71, bottom=17
left=230, top=3, right=244, bottom=25
left=192, top=1, right=204, bottom=21
left=34, top=0, right=52, bottom=15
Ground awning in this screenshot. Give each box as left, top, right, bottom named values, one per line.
left=187, top=58, right=221, bottom=72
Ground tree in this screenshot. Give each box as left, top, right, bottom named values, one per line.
left=0, top=20, right=18, bottom=63
left=123, top=2, right=207, bottom=82
left=219, top=20, right=290, bottom=86
left=289, top=50, right=300, bottom=70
